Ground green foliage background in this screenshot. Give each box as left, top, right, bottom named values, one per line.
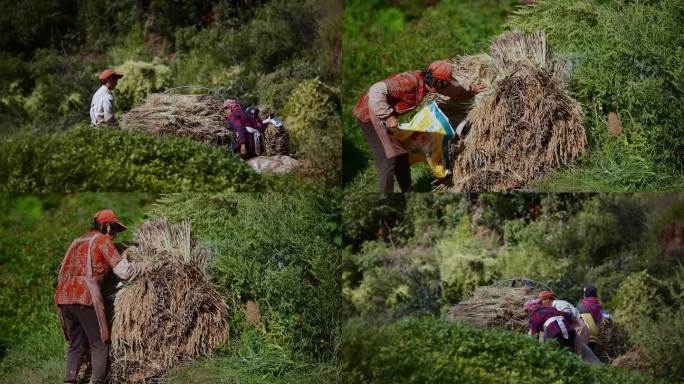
left=0, top=192, right=341, bottom=383
left=0, top=0, right=342, bottom=189
left=341, top=317, right=662, bottom=384
left=342, top=193, right=684, bottom=381
left=342, top=0, right=684, bottom=191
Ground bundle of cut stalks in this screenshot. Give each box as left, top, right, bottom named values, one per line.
left=121, top=93, right=232, bottom=146
left=446, top=30, right=586, bottom=191
left=447, top=286, right=539, bottom=331
left=596, top=317, right=622, bottom=362
left=109, top=219, right=229, bottom=383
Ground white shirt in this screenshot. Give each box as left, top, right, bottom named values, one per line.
left=553, top=299, right=580, bottom=320
left=90, top=85, right=115, bottom=126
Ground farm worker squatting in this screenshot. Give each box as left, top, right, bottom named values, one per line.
left=55, top=210, right=146, bottom=384
left=353, top=60, right=486, bottom=192
left=527, top=291, right=576, bottom=351
left=90, top=68, right=123, bottom=127
left=222, top=99, right=266, bottom=159
left=577, top=284, right=604, bottom=352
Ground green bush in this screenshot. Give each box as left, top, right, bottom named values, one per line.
left=0, top=125, right=266, bottom=192
left=146, top=192, right=342, bottom=360
left=114, top=59, right=173, bottom=110
left=436, top=216, right=498, bottom=303
left=283, top=79, right=342, bottom=185
left=508, top=0, right=684, bottom=189
left=341, top=317, right=660, bottom=384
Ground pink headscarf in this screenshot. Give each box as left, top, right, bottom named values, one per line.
left=523, top=299, right=541, bottom=312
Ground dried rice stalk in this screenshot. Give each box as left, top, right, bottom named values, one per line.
left=121, top=94, right=233, bottom=146
left=447, top=286, right=539, bottom=331
left=449, top=30, right=586, bottom=191
left=109, top=219, right=229, bottom=383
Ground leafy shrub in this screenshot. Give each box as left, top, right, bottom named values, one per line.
left=341, top=317, right=659, bottom=384
left=0, top=125, right=266, bottom=192
left=283, top=79, right=342, bottom=185
left=114, top=59, right=173, bottom=110
left=146, top=192, right=342, bottom=360
left=436, top=216, right=498, bottom=303
left=508, top=0, right=684, bottom=189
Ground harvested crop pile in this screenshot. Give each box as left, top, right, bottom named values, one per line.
left=597, top=317, right=623, bottom=362
left=447, top=285, right=539, bottom=331
left=121, top=93, right=232, bottom=146
left=109, top=219, right=229, bottom=383
left=448, top=30, right=586, bottom=191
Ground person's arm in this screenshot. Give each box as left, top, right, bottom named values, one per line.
left=368, top=81, right=393, bottom=120
left=229, top=114, right=249, bottom=154
left=102, top=95, right=116, bottom=125
left=529, top=312, right=541, bottom=336
left=101, top=240, right=145, bottom=280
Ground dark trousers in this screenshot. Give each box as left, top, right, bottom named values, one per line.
left=557, top=330, right=576, bottom=352
left=60, top=304, right=108, bottom=384
left=359, top=121, right=412, bottom=193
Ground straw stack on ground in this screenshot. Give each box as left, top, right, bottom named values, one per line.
left=447, top=30, right=586, bottom=191
left=121, top=93, right=232, bottom=146
left=447, top=286, right=539, bottom=331
left=109, top=219, right=229, bottom=383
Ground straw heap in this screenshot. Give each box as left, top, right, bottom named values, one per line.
left=121, top=94, right=232, bottom=146
left=447, top=30, right=586, bottom=191
left=447, top=286, right=539, bottom=331
left=109, top=219, right=229, bottom=383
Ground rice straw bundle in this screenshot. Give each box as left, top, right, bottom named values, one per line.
left=121, top=94, right=232, bottom=146
left=448, top=30, right=586, bottom=191
left=109, top=219, right=228, bottom=383
left=447, top=286, right=539, bottom=331
left=596, top=317, right=623, bottom=362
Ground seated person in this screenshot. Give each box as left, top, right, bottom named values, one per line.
left=223, top=100, right=264, bottom=159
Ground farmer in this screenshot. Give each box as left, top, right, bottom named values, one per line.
left=90, top=68, right=123, bottom=127
left=528, top=291, right=576, bottom=352
left=55, top=210, right=146, bottom=384
left=223, top=100, right=265, bottom=159
left=353, top=60, right=486, bottom=192
left=552, top=297, right=600, bottom=363
left=577, top=284, right=603, bottom=352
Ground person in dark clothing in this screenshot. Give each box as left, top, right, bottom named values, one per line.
left=577, top=284, right=603, bottom=351
left=528, top=291, right=576, bottom=352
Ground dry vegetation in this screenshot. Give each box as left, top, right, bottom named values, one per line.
left=121, top=94, right=232, bottom=146
left=446, top=31, right=586, bottom=191
left=447, top=285, right=539, bottom=331
left=110, top=219, right=229, bottom=383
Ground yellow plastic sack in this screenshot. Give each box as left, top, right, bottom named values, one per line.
left=395, top=102, right=455, bottom=178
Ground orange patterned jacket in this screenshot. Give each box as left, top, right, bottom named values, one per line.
left=353, top=70, right=426, bottom=123
left=54, top=231, right=122, bottom=306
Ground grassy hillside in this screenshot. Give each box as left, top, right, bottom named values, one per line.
left=342, top=0, right=684, bottom=191
left=0, top=0, right=341, bottom=189
left=0, top=192, right=341, bottom=383
left=342, top=193, right=684, bottom=381
left=341, top=317, right=662, bottom=384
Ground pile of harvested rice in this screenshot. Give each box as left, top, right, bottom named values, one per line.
left=596, top=317, right=623, bottom=362
left=109, top=219, right=228, bottom=383
left=121, top=93, right=233, bottom=146
left=447, top=285, right=539, bottom=331
left=443, top=30, right=586, bottom=191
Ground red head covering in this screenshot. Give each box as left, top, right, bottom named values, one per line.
left=98, top=69, right=124, bottom=83
left=93, top=209, right=127, bottom=231
left=428, top=60, right=453, bottom=81
left=538, top=291, right=555, bottom=301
